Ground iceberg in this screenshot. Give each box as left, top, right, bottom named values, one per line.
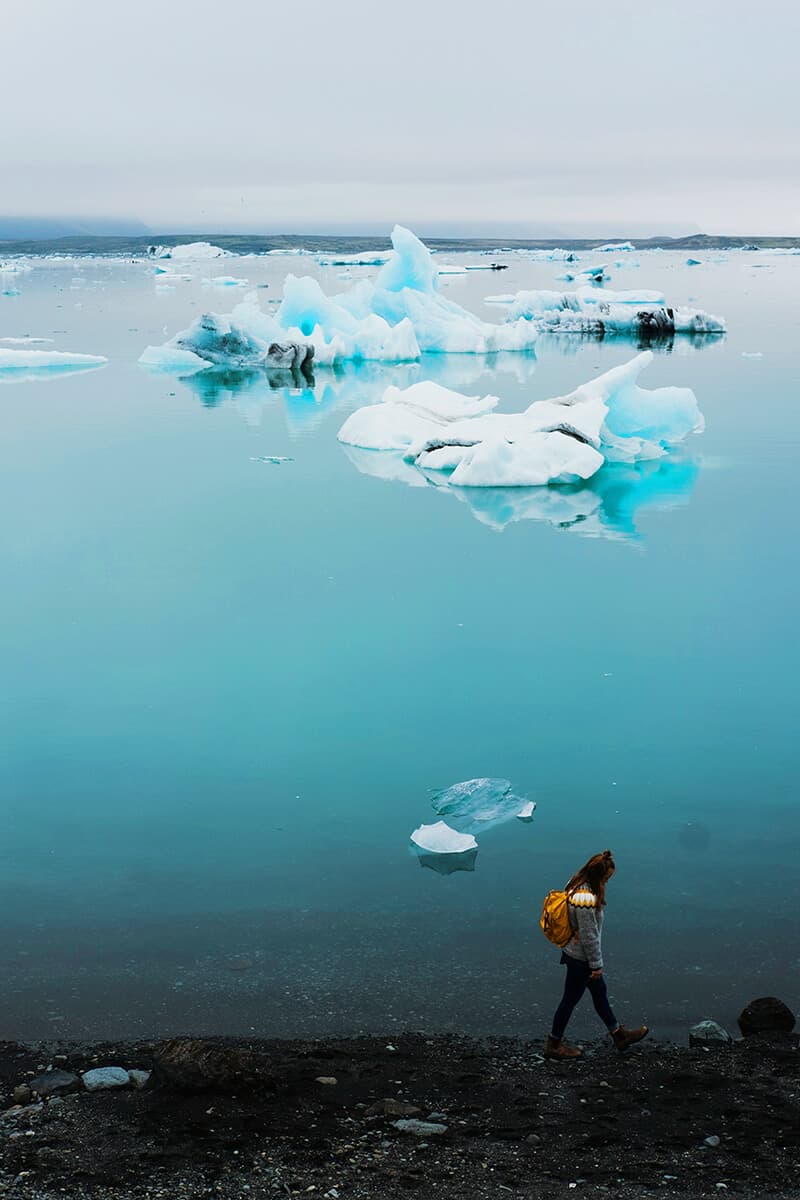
left=580, top=265, right=610, bottom=281
left=0, top=347, right=107, bottom=373
left=430, top=778, right=532, bottom=835
left=149, top=242, right=231, bottom=260
left=489, top=285, right=725, bottom=339
left=139, top=226, right=539, bottom=369
left=339, top=351, right=704, bottom=490
left=202, top=275, right=249, bottom=288
left=410, top=821, right=477, bottom=855
left=516, top=801, right=537, bottom=822
left=593, top=241, right=636, bottom=252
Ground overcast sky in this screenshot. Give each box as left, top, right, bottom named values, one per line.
left=2, top=0, right=798, bottom=235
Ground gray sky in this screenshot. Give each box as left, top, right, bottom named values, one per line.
left=2, top=0, right=798, bottom=235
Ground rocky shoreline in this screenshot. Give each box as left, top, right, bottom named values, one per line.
left=1, top=1021, right=798, bottom=1200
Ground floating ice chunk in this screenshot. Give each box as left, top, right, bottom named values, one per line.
left=686, top=258, right=703, bottom=266
left=340, top=352, right=703, bottom=494
left=431, top=778, right=533, bottom=834
left=152, top=242, right=231, bottom=260
left=516, top=801, right=537, bottom=821
left=0, top=336, right=53, bottom=344
left=2, top=287, right=22, bottom=296
left=555, top=272, right=576, bottom=282
left=494, top=285, right=724, bottom=338
left=741, top=351, right=763, bottom=358
left=410, top=821, right=477, bottom=854
left=593, top=241, right=635, bottom=252
left=315, top=250, right=391, bottom=266
left=436, top=263, right=468, bottom=275
left=580, top=265, right=610, bottom=281
left=0, top=348, right=107, bottom=372
left=202, top=275, right=249, bottom=288
left=251, top=455, right=294, bottom=464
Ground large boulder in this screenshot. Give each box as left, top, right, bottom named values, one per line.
left=151, top=1039, right=273, bottom=1091
left=738, top=997, right=796, bottom=1037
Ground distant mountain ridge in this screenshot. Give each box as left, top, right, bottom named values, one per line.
left=0, top=232, right=797, bottom=256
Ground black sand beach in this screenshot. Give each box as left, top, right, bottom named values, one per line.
left=1, top=1029, right=797, bottom=1199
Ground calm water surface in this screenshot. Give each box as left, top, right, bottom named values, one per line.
left=1, top=248, right=797, bottom=1041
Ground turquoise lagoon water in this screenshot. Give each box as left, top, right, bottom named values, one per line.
left=1, top=249, right=798, bottom=1041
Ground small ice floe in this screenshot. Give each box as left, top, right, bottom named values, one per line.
left=579, top=265, right=610, bottom=281
left=686, top=258, right=703, bottom=266
left=2, top=287, right=22, bottom=297
left=741, top=351, right=763, bottom=358
left=202, top=275, right=249, bottom=288
left=410, top=820, right=477, bottom=855
left=0, top=336, right=53, bottom=344
left=0, top=347, right=108, bottom=377
left=251, top=455, right=294, bottom=465
left=593, top=241, right=635, bottom=252
left=150, top=241, right=231, bottom=260
left=436, top=263, right=468, bottom=275
left=516, top=801, right=537, bottom=822
left=314, top=250, right=391, bottom=267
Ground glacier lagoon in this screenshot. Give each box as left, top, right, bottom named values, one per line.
left=1, top=244, right=798, bottom=1041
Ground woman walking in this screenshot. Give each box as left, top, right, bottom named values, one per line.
left=545, top=850, right=648, bottom=1060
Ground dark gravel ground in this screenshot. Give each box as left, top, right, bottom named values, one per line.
left=0, top=1031, right=798, bottom=1200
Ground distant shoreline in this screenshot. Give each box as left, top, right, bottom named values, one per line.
left=1, top=232, right=798, bottom=257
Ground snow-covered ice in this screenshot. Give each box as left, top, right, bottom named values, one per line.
left=410, top=821, right=478, bottom=854
left=339, top=351, right=704, bottom=488
left=516, top=801, right=537, bottom=822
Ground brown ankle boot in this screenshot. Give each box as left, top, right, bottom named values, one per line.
left=611, top=1025, right=649, bottom=1052
left=544, top=1035, right=582, bottom=1059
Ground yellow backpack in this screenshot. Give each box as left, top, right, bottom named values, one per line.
left=539, top=889, right=574, bottom=947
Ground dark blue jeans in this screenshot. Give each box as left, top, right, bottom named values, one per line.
left=551, top=951, right=618, bottom=1040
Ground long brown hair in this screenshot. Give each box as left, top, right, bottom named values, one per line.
left=565, top=849, right=615, bottom=908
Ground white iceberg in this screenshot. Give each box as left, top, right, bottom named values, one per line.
left=139, top=225, right=539, bottom=369
left=151, top=242, right=231, bottom=260
left=340, top=351, right=702, bottom=487
left=0, top=348, right=107, bottom=373
left=593, top=241, right=636, bottom=252
left=202, top=275, right=249, bottom=288
left=431, top=778, right=532, bottom=835
left=516, top=801, right=537, bottom=822
left=410, top=821, right=477, bottom=854
left=489, top=285, right=724, bottom=338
